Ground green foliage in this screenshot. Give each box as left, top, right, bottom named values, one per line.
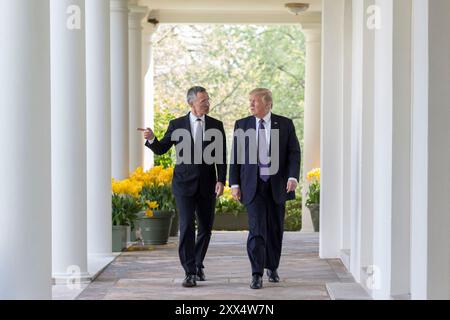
left=112, top=194, right=142, bottom=228
left=214, top=193, right=302, bottom=231
left=305, top=181, right=320, bottom=207
left=140, top=184, right=177, bottom=212
left=153, top=109, right=176, bottom=168
left=152, top=25, right=306, bottom=176
left=285, top=195, right=302, bottom=231
left=216, top=196, right=246, bottom=215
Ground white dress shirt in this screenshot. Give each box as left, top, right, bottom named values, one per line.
left=146, top=112, right=205, bottom=145
left=189, top=112, right=205, bottom=141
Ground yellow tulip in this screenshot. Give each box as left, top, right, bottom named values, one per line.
left=146, top=200, right=159, bottom=209
left=306, top=168, right=321, bottom=182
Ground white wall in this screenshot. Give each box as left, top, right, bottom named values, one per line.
left=411, top=0, right=450, bottom=300
left=426, top=0, right=450, bottom=300
left=390, top=0, right=412, bottom=297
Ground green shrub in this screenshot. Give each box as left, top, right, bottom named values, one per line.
left=216, top=196, right=246, bottom=215
left=112, top=194, right=142, bottom=228
left=285, top=195, right=302, bottom=231
left=140, top=184, right=176, bottom=212
left=153, top=109, right=176, bottom=168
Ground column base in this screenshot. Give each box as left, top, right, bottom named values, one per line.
left=52, top=253, right=118, bottom=285
left=52, top=272, right=92, bottom=285
left=340, top=249, right=351, bottom=271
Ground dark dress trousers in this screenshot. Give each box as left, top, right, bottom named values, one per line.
left=229, top=113, right=301, bottom=275
left=145, top=113, right=227, bottom=275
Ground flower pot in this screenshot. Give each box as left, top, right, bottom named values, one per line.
left=130, top=212, right=145, bottom=242
left=112, top=225, right=128, bottom=252
left=169, top=211, right=179, bottom=237
left=307, top=204, right=320, bottom=232
left=126, top=225, right=131, bottom=243
left=135, top=210, right=175, bottom=245
left=213, top=212, right=249, bottom=231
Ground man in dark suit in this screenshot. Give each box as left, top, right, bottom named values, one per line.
left=229, top=88, right=301, bottom=289
left=141, top=86, right=227, bottom=288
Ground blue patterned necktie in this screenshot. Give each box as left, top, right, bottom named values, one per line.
left=258, top=119, right=270, bottom=182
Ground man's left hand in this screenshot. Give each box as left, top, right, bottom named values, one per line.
left=286, top=180, right=297, bottom=193
left=215, top=182, right=225, bottom=198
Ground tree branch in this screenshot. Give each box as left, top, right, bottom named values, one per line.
left=210, top=79, right=245, bottom=112
left=155, top=26, right=177, bottom=45
left=277, top=65, right=301, bottom=82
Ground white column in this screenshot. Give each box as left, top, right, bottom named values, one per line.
left=372, top=0, right=412, bottom=299
left=411, top=1, right=428, bottom=300
left=411, top=0, right=450, bottom=300
left=86, top=0, right=112, bottom=256
left=360, top=0, right=376, bottom=289
left=111, top=0, right=130, bottom=179
left=128, top=4, right=148, bottom=173
left=341, top=0, right=353, bottom=262
left=320, top=0, right=345, bottom=258
left=349, top=0, right=363, bottom=281
left=142, top=24, right=158, bottom=171
left=300, top=23, right=321, bottom=233
left=390, top=0, right=412, bottom=297
left=51, top=0, right=89, bottom=282
left=349, top=0, right=375, bottom=285
left=0, top=0, right=52, bottom=299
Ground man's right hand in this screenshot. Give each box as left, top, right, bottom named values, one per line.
left=231, top=187, right=241, bottom=202
left=138, top=127, right=155, bottom=141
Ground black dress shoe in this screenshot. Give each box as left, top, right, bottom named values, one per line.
left=182, top=274, right=197, bottom=288
left=250, top=274, right=263, bottom=289
left=267, top=269, right=280, bottom=283
left=196, top=267, right=206, bottom=281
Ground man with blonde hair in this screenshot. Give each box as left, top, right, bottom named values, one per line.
left=229, top=88, right=301, bottom=289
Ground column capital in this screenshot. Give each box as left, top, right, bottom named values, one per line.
left=301, top=22, right=322, bottom=42
left=128, top=5, right=148, bottom=30
left=142, top=23, right=159, bottom=43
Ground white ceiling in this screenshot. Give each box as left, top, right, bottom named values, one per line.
left=138, top=0, right=322, bottom=12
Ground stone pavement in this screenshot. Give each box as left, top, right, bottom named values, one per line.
left=76, top=232, right=356, bottom=300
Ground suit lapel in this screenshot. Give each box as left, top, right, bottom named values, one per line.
left=204, top=115, right=211, bottom=148
left=204, top=115, right=210, bottom=131
left=183, top=113, right=194, bottom=143
left=245, top=116, right=256, bottom=159
left=247, top=116, right=256, bottom=131
left=270, top=114, right=280, bottom=155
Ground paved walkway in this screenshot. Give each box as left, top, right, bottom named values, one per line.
left=76, top=232, right=355, bottom=300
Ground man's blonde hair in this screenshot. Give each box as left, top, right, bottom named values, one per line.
left=250, top=88, right=273, bottom=107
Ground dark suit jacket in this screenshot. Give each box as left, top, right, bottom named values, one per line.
left=145, top=113, right=227, bottom=198
left=229, top=113, right=301, bottom=205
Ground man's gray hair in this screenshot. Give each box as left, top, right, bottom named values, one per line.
left=187, top=86, right=207, bottom=105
